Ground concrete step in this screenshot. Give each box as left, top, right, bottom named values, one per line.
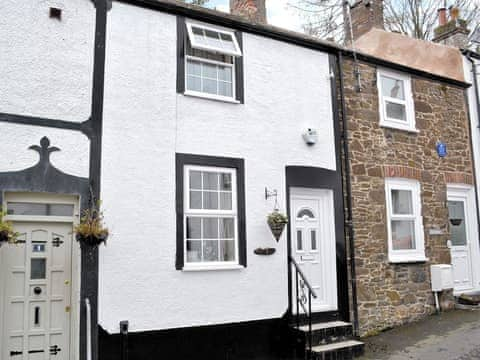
left=297, top=321, right=351, bottom=332
left=310, top=340, right=364, bottom=360
left=294, top=321, right=353, bottom=346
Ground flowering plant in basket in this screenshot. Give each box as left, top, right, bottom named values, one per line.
left=267, top=210, right=288, bottom=242
left=74, top=206, right=109, bottom=246
left=0, top=208, right=19, bottom=246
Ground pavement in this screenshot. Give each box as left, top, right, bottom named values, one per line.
left=358, top=309, right=480, bottom=359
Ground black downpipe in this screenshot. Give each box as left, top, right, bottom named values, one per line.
left=338, top=51, right=359, bottom=336
left=80, top=1, right=109, bottom=360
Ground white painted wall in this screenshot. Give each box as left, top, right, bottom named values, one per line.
left=100, top=3, right=337, bottom=333
left=464, top=56, right=480, bottom=291
left=0, top=0, right=95, bottom=122
left=0, top=123, right=89, bottom=177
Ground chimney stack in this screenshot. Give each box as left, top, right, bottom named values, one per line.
left=345, top=0, right=384, bottom=43
left=432, top=6, right=470, bottom=48
left=438, top=8, right=447, bottom=26
left=230, top=0, right=267, bottom=24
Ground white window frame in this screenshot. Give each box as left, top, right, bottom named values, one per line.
left=377, top=69, right=417, bottom=132
left=184, top=21, right=241, bottom=103
left=183, top=165, right=241, bottom=271
left=186, top=21, right=242, bottom=57
left=385, top=178, right=427, bottom=263
left=184, top=55, right=238, bottom=103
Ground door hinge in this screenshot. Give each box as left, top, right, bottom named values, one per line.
left=10, top=351, right=22, bottom=356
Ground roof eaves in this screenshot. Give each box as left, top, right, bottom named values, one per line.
left=114, top=0, right=470, bottom=88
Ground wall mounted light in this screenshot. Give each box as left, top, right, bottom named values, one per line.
left=302, top=128, right=318, bottom=146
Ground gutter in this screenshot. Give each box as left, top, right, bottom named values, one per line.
left=338, top=51, right=360, bottom=337
left=115, top=0, right=470, bottom=89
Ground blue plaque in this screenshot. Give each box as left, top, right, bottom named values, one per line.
left=436, top=142, right=447, bottom=158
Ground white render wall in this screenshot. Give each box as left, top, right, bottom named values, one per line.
left=100, top=2, right=337, bottom=333
left=0, top=0, right=93, bottom=176
left=0, top=0, right=95, bottom=123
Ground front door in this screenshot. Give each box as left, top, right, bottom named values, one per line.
left=1, top=221, right=73, bottom=360
left=447, top=185, right=480, bottom=294
left=290, top=188, right=337, bottom=313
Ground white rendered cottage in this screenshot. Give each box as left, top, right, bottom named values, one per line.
left=0, top=1, right=361, bottom=359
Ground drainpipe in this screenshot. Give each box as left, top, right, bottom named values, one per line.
left=338, top=51, right=360, bottom=337
left=464, top=53, right=480, bottom=129
left=464, top=51, right=480, bottom=263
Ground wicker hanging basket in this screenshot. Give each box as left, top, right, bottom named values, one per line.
left=76, top=233, right=108, bottom=247
left=267, top=211, right=288, bottom=242
left=0, top=230, right=9, bottom=245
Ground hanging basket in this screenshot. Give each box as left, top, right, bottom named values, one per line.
left=0, top=230, right=9, bottom=245
left=76, top=233, right=108, bottom=246
left=267, top=211, right=288, bottom=242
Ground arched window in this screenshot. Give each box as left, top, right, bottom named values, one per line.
left=297, top=208, right=315, bottom=219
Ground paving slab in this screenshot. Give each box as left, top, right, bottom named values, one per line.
left=358, top=309, right=480, bottom=360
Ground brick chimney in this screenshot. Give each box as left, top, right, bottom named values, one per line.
left=345, top=0, right=384, bottom=42
left=230, top=0, right=267, bottom=24
left=432, top=6, right=470, bottom=48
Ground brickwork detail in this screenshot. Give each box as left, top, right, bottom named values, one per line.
left=444, top=172, right=474, bottom=185
left=384, top=165, right=421, bottom=180
left=230, top=0, right=267, bottom=23
left=341, top=59, right=474, bottom=336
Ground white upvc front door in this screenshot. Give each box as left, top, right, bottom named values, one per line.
left=0, top=193, right=79, bottom=360
left=290, top=188, right=338, bottom=313
left=447, top=185, right=480, bottom=295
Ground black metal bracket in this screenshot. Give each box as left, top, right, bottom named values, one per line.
left=52, top=237, right=64, bottom=247
left=50, top=345, right=61, bottom=355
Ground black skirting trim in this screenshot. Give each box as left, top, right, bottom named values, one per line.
left=99, top=317, right=296, bottom=360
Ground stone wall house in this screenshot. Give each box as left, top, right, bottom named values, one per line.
left=342, top=0, right=479, bottom=335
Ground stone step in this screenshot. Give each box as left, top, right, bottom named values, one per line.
left=297, top=321, right=351, bottom=332
left=293, top=321, right=353, bottom=346
left=309, top=340, right=364, bottom=360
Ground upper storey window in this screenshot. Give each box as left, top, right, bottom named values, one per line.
left=377, top=69, right=416, bottom=132
left=178, top=19, right=244, bottom=103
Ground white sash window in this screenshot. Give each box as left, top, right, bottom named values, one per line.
left=184, top=21, right=242, bottom=102
left=385, top=178, right=426, bottom=263
left=377, top=69, right=416, bottom=132
left=183, top=165, right=239, bottom=269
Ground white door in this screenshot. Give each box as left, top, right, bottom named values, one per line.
left=290, top=188, right=337, bottom=313
left=1, top=221, right=73, bottom=360
left=447, top=186, right=480, bottom=294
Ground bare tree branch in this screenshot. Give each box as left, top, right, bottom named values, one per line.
left=292, top=0, right=480, bottom=42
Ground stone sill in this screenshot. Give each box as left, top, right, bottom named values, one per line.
left=380, top=123, right=420, bottom=134
left=388, top=257, right=429, bottom=264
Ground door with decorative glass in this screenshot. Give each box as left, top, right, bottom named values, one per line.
left=447, top=186, right=479, bottom=294
left=290, top=188, right=337, bottom=313
left=1, top=219, right=73, bottom=360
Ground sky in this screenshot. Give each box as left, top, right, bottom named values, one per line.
left=203, top=0, right=304, bottom=32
